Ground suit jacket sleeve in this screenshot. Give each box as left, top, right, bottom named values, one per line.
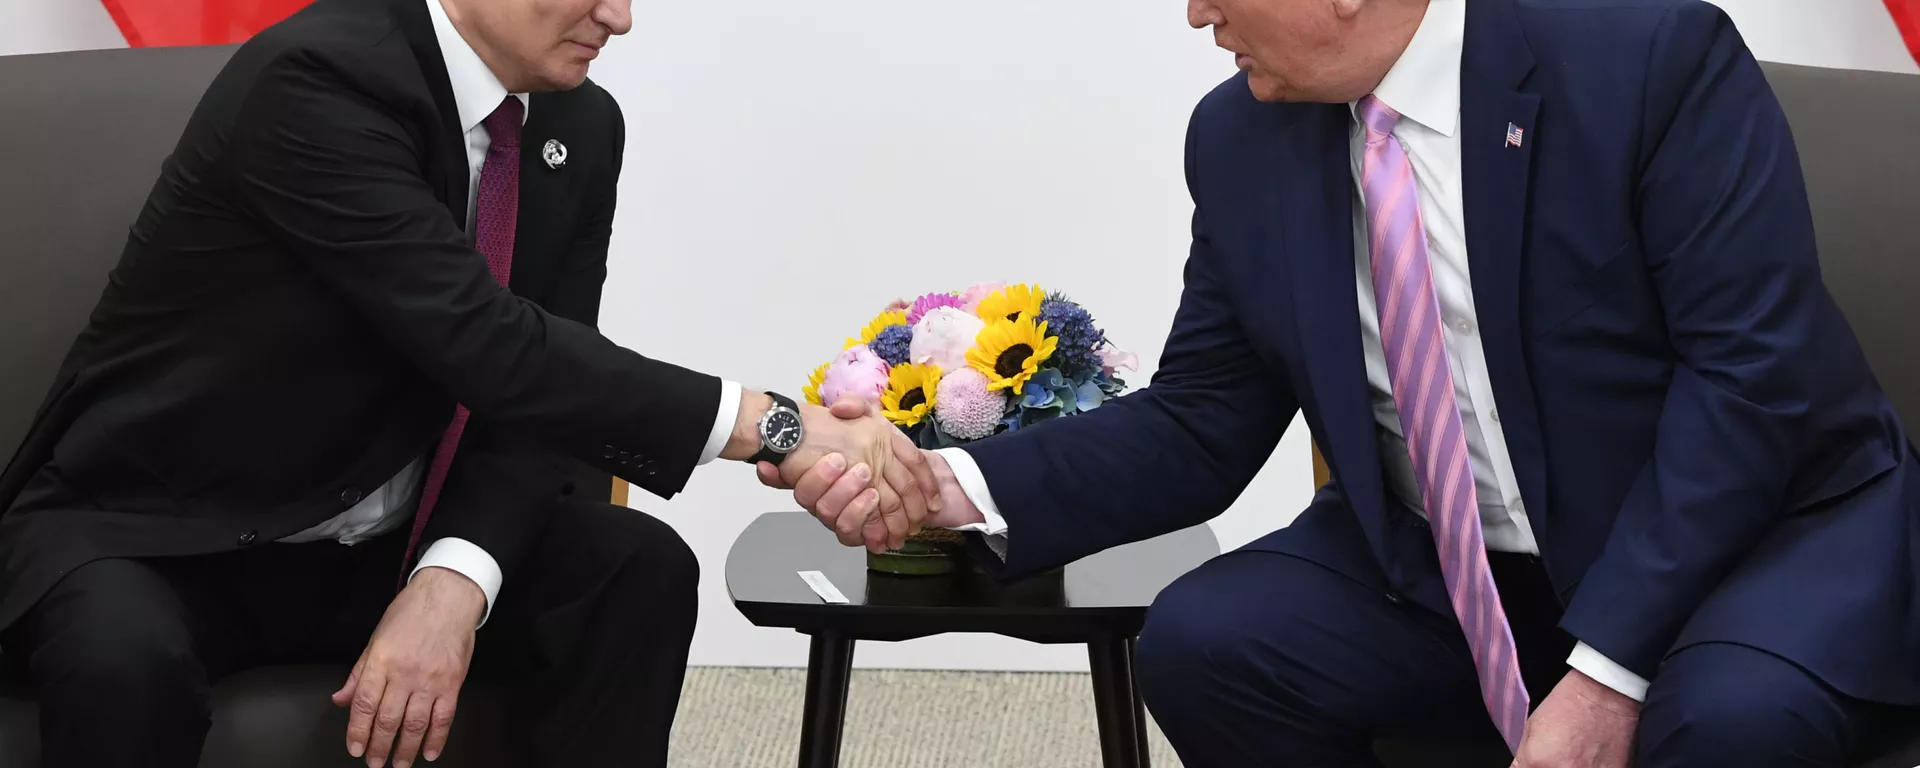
left=417, top=91, right=631, bottom=583
left=225, top=51, right=716, bottom=497
left=958, top=113, right=1299, bottom=578
left=1558, top=3, right=1884, bottom=678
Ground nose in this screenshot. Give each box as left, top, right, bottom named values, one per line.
left=1187, top=0, right=1222, bottom=29
left=594, top=0, right=632, bottom=36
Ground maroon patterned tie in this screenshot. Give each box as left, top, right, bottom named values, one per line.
left=400, top=96, right=522, bottom=578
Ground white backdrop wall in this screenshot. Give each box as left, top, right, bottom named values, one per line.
left=3, top=1, right=1916, bottom=672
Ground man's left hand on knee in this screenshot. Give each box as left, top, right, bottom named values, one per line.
left=332, top=566, right=486, bottom=768
left=1511, top=670, right=1640, bottom=768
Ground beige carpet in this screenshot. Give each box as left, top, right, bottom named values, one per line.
left=669, top=667, right=1183, bottom=767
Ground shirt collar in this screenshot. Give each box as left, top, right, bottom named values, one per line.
left=1348, top=0, right=1464, bottom=137
left=425, top=0, right=530, bottom=134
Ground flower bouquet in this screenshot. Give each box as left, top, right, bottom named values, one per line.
left=801, top=282, right=1137, bottom=574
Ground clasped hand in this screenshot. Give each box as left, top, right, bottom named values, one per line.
left=756, top=397, right=944, bottom=552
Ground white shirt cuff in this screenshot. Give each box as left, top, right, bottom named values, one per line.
left=410, top=537, right=503, bottom=629
left=1567, top=641, right=1650, bottom=702
left=932, top=448, right=1008, bottom=534
left=932, top=448, right=1010, bottom=560
left=698, top=380, right=742, bottom=465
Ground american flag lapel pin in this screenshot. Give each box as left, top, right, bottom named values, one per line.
left=1505, top=122, right=1525, bottom=148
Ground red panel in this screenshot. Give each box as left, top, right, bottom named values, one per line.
left=1891, top=0, right=1920, bottom=66
left=100, top=0, right=316, bottom=47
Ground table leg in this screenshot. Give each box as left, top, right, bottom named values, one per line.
left=1088, top=635, right=1145, bottom=768
left=1129, top=637, right=1150, bottom=767
left=798, top=631, right=855, bottom=768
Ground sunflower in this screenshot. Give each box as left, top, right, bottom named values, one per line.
left=968, top=316, right=1058, bottom=392
left=845, top=310, right=909, bottom=350
left=880, top=363, right=941, bottom=427
left=974, top=283, right=1045, bottom=324
left=802, top=361, right=830, bottom=406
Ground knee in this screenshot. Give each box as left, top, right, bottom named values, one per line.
left=635, top=516, right=699, bottom=589
left=1637, top=644, right=1840, bottom=765
left=608, top=512, right=700, bottom=606
left=23, top=605, right=204, bottom=710
left=1134, top=568, right=1260, bottom=711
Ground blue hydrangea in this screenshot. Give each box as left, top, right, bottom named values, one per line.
left=870, top=324, right=914, bottom=367
left=1037, top=299, right=1105, bottom=379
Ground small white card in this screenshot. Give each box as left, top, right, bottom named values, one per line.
left=797, top=570, right=849, bottom=604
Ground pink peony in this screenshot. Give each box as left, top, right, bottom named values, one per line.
left=935, top=368, right=1005, bottom=440
left=905, top=292, right=965, bottom=326
left=819, top=345, right=891, bottom=406
left=957, top=281, right=1007, bottom=314
left=1099, top=346, right=1139, bottom=376
left=908, top=307, right=986, bottom=374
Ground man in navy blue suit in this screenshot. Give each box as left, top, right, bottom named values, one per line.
left=771, top=0, right=1920, bottom=764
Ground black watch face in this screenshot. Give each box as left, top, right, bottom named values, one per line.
left=764, top=409, right=803, bottom=452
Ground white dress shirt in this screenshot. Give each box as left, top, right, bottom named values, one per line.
left=940, top=0, right=1648, bottom=702
left=279, top=0, right=742, bottom=627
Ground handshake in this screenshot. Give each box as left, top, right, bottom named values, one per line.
left=740, top=393, right=985, bottom=552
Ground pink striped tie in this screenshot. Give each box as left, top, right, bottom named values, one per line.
left=1357, top=95, right=1529, bottom=752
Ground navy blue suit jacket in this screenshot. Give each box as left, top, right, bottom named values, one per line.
left=963, top=0, right=1920, bottom=705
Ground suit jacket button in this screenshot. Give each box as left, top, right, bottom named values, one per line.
left=340, top=488, right=364, bottom=505
left=602, top=445, right=620, bottom=460
left=1384, top=592, right=1402, bottom=605
left=238, top=530, right=257, bottom=545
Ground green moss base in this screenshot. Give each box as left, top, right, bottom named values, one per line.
left=865, top=533, right=967, bottom=576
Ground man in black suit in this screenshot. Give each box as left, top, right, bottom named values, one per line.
left=0, top=0, right=939, bottom=766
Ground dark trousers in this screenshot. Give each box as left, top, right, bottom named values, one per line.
left=1134, top=547, right=1917, bottom=767
left=1, top=497, right=698, bottom=768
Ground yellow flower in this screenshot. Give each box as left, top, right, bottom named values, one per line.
left=845, top=310, right=909, bottom=350
left=974, top=283, right=1045, bottom=324
left=802, top=361, right=830, bottom=406
left=968, top=316, right=1058, bottom=392
left=880, top=363, right=941, bottom=427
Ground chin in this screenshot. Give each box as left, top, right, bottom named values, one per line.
left=1245, top=73, right=1287, bottom=103
left=533, top=63, right=592, bottom=92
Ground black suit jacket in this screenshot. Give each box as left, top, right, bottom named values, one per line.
left=0, top=0, right=719, bottom=633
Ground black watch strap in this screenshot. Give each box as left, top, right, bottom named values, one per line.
left=749, top=391, right=801, bottom=465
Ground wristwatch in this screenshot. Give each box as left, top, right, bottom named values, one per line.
left=749, top=392, right=805, bottom=465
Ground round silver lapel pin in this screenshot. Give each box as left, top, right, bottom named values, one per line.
left=542, top=139, right=568, bottom=169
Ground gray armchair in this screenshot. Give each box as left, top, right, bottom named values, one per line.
left=0, top=44, right=520, bottom=768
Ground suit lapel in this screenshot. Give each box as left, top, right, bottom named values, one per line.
left=1278, top=105, right=1393, bottom=526
left=512, top=92, right=566, bottom=288
left=1460, top=0, right=1549, bottom=530
left=391, top=0, right=471, bottom=225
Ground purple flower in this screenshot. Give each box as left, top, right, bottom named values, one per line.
left=870, top=324, right=914, bottom=367
left=1037, top=299, right=1105, bottom=379
left=906, top=292, right=966, bottom=326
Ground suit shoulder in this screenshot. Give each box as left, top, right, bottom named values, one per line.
left=239, top=0, right=404, bottom=64
left=1514, top=0, right=1737, bottom=63
left=540, top=77, right=624, bottom=141
left=1190, top=71, right=1258, bottom=131
left=1187, top=72, right=1307, bottom=140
